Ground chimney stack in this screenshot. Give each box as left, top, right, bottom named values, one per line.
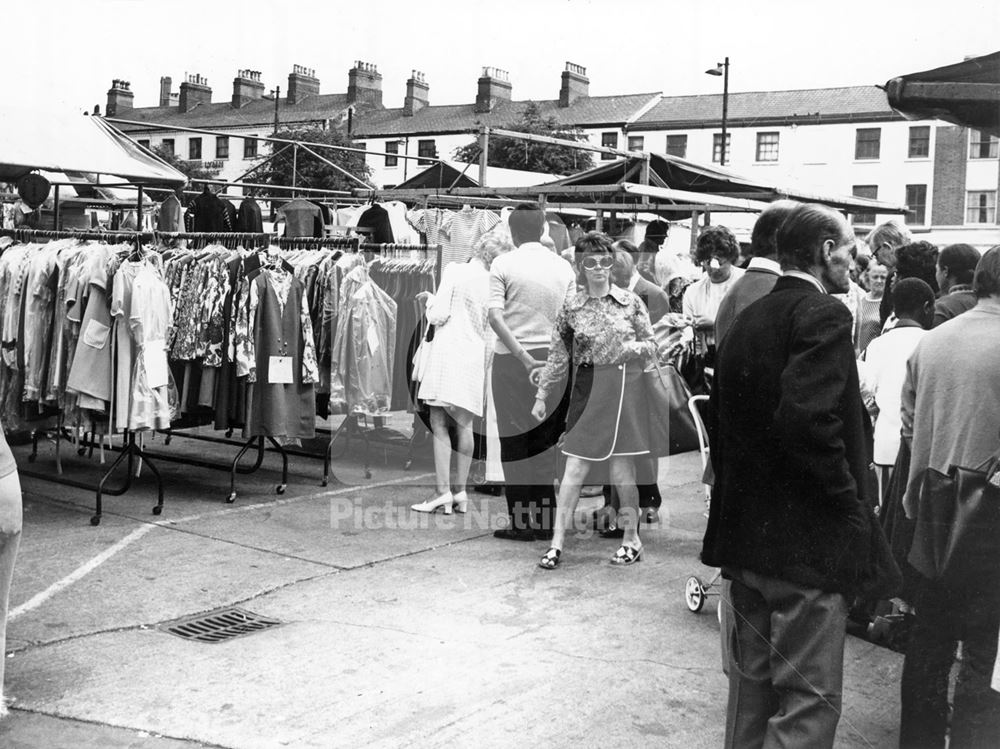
left=559, top=62, right=589, bottom=107
left=179, top=73, right=212, bottom=113
left=287, top=64, right=320, bottom=105
left=475, top=67, right=512, bottom=113
left=347, top=61, right=383, bottom=106
left=159, top=76, right=173, bottom=107
left=106, top=79, right=134, bottom=117
left=403, top=70, right=429, bottom=116
left=232, top=69, right=265, bottom=107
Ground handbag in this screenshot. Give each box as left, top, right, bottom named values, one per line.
left=643, top=360, right=700, bottom=457
left=908, top=453, right=1000, bottom=591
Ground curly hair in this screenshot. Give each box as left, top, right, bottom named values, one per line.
left=895, top=240, right=940, bottom=293
left=695, top=225, right=740, bottom=264
left=470, top=233, right=514, bottom=267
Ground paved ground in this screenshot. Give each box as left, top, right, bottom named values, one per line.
left=0, top=423, right=903, bottom=748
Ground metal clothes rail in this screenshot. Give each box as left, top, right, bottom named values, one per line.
left=2, top=227, right=445, bottom=517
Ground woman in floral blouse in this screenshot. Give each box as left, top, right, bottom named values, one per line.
left=531, top=232, right=658, bottom=569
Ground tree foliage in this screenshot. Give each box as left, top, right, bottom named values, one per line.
left=151, top=145, right=220, bottom=183
left=452, top=102, right=595, bottom=176
left=256, top=127, right=372, bottom=193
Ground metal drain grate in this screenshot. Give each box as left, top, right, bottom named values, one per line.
left=160, top=607, right=283, bottom=644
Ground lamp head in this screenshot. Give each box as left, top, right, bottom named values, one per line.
left=705, top=63, right=724, bottom=76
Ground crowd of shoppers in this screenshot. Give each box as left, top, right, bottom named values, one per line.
left=402, top=199, right=999, bottom=747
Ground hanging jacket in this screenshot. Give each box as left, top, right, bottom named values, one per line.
left=237, top=198, right=263, bottom=233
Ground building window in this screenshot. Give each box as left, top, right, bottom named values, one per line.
left=216, top=136, right=229, bottom=160
left=601, top=132, right=619, bottom=160
left=855, top=128, right=881, bottom=160
left=852, top=185, right=879, bottom=226
left=627, top=135, right=644, bottom=152
left=755, top=132, right=779, bottom=162
left=161, top=139, right=174, bottom=157
left=908, top=126, right=930, bottom=158
left=712, top=133, right=731, bottom=163
left=385, top=140, right=399, bottom=168
left=244, top=136, right=258, bottom=159
left=137, top=139, right=150, bottom=149
left=417, top=139, right=436, bottom=166
left=666, top=134, right=687, bottom=158
left=966, top=190, right=997, bottom=224
left=969, top=130, right=999, bottom=159
left=905, top=184, right=928, bottom=225
left=188, top=137, right=202, bottom=161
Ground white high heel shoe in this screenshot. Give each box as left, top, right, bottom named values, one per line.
left=452, top=491, right=469, bottom=513
left=411, top=492, right=454, bottom=514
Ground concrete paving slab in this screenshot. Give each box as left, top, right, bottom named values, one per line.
left=0, top=710, right=213, bottom=748
left=2, top=435, right=905, bottom=748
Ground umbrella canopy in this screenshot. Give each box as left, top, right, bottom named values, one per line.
left=885, top=51, right=1000, bottom=136
left=0, top=106, right=186, bottom=186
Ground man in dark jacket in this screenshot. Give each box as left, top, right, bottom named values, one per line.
left=702, top=203, right=880, bottom=748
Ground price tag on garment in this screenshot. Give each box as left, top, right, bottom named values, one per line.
left=366, top=326, right=380, bottom=355
left=269, top=356, right=294, bottom=384
left=144, top=340, right=169, bottom=389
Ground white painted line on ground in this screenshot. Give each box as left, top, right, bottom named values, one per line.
left=9, top=473, right=436, bottom=621
left=9, top=524, right=156, bottom=621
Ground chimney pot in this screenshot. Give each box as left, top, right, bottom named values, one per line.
left=559, top=61, right=590, bottom=107
left=403, top=70, right=430, bottom=116
left=106, top=78, right=135, bottom=116
left=475, top=66, right=512, bottom=113
left=179, top=72, right=212, bottom=113
left=347, top=60, right=383, bottom=107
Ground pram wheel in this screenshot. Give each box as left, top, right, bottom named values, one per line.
left=685, top=576, right=706, bottom=613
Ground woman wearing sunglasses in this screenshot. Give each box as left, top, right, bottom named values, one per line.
left=531, top=232, right=658, bottom=569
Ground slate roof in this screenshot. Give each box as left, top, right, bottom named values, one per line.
left=351, top=93, right=662, bottom=137
left=636, top=86, right=901, bottom=128
left=114, top=93, right=357, bottom=132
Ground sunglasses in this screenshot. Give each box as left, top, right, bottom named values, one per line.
left=581, top=255, right=614, bottom=270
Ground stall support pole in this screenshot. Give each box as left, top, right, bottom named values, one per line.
left=292, top=145, right=298, bottom=198
left=478, top=127, right=490, bottom=187
left=53, top=185, right=61, bottom=230
left=690, top=211, right=700, bottom=253
left=137, top=186, right=144, bottom=229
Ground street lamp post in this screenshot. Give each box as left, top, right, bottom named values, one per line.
left=705, top=57, right=730, bottom=166
left=270, top=87, right=280, bottom=136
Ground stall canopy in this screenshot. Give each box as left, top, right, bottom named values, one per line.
left=376, top=151, right=904, bottom=216
left=0, top=106, right=186, bottom=186
left=392, top=160, right=561, bottom=190
left=534, top=153, right=906, bottom=215
left=885, top=51, right=1000, bottom=136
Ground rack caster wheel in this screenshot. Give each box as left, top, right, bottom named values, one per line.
left=164, top=436, right=172, bottom=446
left=276, top=484, right=286, bottom=495
left=152, top=506, right=162, bottom=516
left=90, top=515, right=101, bottom=526
left=403, top=460, right=412, bottom=471
left=27, top=454, right=36, bottom=463
left=226, top=492, right=237, bottom=504
left=685, top=576, right=706, bottom=613
left=321, top=479, right=328, bottom=487
left=364, top=470, right=372, bottom=479
left=78, top=447, right=87, bottom=456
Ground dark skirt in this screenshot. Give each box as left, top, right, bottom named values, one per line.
left=562, top=361, right=651, bottom=461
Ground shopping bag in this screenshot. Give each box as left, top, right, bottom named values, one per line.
left=644, top=361, right=699, bottom=456
left=908, top=458, right=1000, bottom=590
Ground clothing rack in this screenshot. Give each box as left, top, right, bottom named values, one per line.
left=2, top=228, right=445, bottom=514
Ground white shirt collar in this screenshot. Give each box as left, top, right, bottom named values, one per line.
left=783, top=270, right=827, bottom=294
left=628, top=274, right=639, bottom=292
left=747, top=257, right=782, bottom=274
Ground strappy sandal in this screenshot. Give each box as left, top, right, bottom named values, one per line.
left=610, top=544, right=642, bottom=566
left=538, top=547, right=562, bottom=570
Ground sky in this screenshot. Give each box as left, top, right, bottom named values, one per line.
left=8, top=0, right=1000, bottom=113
